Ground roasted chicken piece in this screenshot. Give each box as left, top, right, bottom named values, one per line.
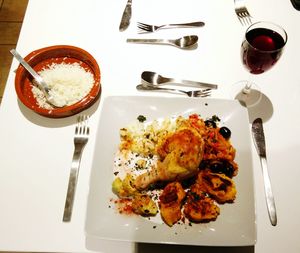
left=196, top=170, right=236, bottom=203
left=183, top=183, right=220, bottom=223
left=159, top=182, right=186, bottom=226
left=135, top=127, right=205, bottom=190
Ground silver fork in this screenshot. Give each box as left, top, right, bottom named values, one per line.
left=136, top=84, right=211, bottom=97
left=137, top=21, right=205, bottom=33
left=234, top=0, right=252, bottom=26
left=63, top=115, right=89, bottom=222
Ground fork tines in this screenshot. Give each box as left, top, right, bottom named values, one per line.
left=236, top=8, right=252, bottom=26
left=193, top=89, right=211, bottom=97
left=76, top=115, right=89, bottom=136
left=137, top=22, right=154, bottom=33
left=234, top=0, right=252, bottom=26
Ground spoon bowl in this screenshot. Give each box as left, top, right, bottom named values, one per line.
left=142, top=71, right=168, bottom=85
left=172, top=35, right=198, bottom=48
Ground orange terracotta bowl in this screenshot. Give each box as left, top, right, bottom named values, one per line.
left=14, top=45, right=101, bottom=118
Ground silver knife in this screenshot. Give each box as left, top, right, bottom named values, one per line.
left=252, top=118, right=277, bottom=226
left=119, top=0, right=132, bottom=32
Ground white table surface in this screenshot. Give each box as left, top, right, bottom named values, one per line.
left=0, top=0, right=300, bottom=252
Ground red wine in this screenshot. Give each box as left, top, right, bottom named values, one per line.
left=242, top=28, right=285, bottom=74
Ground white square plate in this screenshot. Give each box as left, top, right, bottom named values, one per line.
left=85, top=96, right=256, bottom=246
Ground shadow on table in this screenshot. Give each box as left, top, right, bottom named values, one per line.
left=85, top=236, right=255, bottom=253
left=16, top=93, right=101, bottom=127
left=237, top=90, right=274, bottom=123
left=135, top=243, right=255, bottom=253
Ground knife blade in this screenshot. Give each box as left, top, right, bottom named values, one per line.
left=252, top=118, right=277, bottom=226
left=119, top=0, right=132, bottom=32
left=252, top=118, right=266, bottom=157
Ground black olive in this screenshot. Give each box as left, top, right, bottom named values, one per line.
left=210, top=162, right=224, bottom=172
left=205, top=119, right=217, bottom=128
left=209, top=160, right=234, bottom=178
left=219, top=126, right=231, bottom=139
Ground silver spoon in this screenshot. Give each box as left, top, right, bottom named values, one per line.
left=141, top=71, right=218, bottom=89
left=127, top=35, right=198, bottom=49
left=10, top=49, right=65, bottom=108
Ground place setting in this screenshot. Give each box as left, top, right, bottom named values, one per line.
left=2, top=1, right=298, bottom=253
left=83, top=1, right=291, bottom=250
left=83, top=2, right=258, bottom=246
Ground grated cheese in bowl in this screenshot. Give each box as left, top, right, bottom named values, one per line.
left=32, top=62, right=95, bottom=109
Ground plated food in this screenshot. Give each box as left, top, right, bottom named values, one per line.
left=111, top=113, right=238, bottom=226
left=85, top=96, right=255, bottom=246
left=14, top=45, right=101, bottom=118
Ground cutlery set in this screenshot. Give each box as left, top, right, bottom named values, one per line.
left=138, top=71, right=218, bottom=97
left=142, top=71, right=218, bottom=89
left=119, top=0, right=204, bottom=49
left=118, top=1, right=212, bottom=96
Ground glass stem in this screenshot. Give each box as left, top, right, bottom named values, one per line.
left=242, top=77, right=252, bottom=94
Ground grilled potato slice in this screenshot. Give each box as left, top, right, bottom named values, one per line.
left=183, top=184, right=220, bottom=223
left=196, top=170, right=236, bottom=203
left=159, top=182, right=186, bottom=226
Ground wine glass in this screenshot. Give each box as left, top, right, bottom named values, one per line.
left=234, top=21, right=288, bottom=107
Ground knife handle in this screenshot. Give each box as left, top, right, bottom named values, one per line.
left=260, top=157, right=277, bottom=226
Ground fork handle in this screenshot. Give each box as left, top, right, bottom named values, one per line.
left=163, top=21, right=205, bottom=29
left=136, top=84, right=187, bottom=96
left=62, top=144, right=86, bottom=222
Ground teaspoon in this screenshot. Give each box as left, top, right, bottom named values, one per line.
left=10, top=49, right=65, bottom=108
left=141, top=71, right=218, bottom=89
left=127, top=35, right=198, bottom=49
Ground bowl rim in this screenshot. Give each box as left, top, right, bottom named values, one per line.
left=14, top=45, right=101, bottom=118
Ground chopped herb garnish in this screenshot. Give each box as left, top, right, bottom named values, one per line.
left=211, top=115, right=220, bottom=122
left=137, top=115, right=147, bottom=122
